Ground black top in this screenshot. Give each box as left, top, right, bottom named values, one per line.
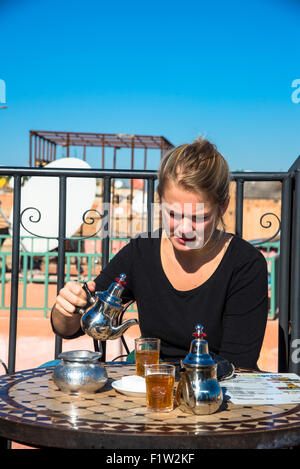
left=91, top=230, right=268, bottom=369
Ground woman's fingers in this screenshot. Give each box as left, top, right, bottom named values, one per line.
left=56, top=282, right=87, bottom=317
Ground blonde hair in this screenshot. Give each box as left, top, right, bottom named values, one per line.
left=157, top=138, right=230, bottom=231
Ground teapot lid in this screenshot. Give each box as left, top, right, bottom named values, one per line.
left=182, top=324, right=216, bottom=367
left=97, top=273, right=127, bottom=307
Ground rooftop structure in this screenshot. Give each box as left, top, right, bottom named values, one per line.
left=29, top=130, right=174, bottom=168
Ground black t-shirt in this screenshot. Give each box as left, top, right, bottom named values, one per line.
left=91, top=230, right=268, bottom=369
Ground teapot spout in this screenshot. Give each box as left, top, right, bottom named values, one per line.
left=109, top=319, right=138, bottom=340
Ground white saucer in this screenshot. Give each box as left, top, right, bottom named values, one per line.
left=112, top=378, right=146, bottom=398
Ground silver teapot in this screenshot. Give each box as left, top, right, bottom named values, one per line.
left=175, top=324, right=223, bottom=415
left=75, top=273, right=138, bottom=341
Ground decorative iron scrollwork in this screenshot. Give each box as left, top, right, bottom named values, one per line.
left=20, top=207, right=51, bottom=239
left=251, top=212, right=281, bottom=246
left=20, top=207, right=104, bottom=241
left=75, top=209, right=104, bottom=240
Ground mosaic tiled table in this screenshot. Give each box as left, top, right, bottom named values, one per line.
left=1, top=364, right=300, bottom=449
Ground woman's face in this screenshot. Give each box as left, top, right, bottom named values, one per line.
left=161, top=181, right=217, bottom=251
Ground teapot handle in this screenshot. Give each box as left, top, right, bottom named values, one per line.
left=117, top=299, right=135, bottom=324
left=74, top=282, right=97, bottom=315
left=121, top=299, right=135, bottom=314
left=118, top=299, right=136, bottom=355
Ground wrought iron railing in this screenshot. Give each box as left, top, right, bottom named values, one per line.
left=0, top=235, right=279, bottom=319
left=0, top=234, right=136, bottom=317
left=0, top=161, right=300, bottom=374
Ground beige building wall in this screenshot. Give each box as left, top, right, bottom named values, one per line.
left=224, top=182, right=281, bottom=242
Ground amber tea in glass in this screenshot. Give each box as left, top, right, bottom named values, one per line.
left=135, top=338, right=160, bottom=377
left=145, top=364, right=175, bottom=412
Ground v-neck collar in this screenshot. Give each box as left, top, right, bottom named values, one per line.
left=156, top=229, right=237, bottom=295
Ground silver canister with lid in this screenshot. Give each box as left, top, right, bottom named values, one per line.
left=53, top=350, right=108, bottom=394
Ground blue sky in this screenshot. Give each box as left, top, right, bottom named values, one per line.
left=0, top=0, right=299, bottom=171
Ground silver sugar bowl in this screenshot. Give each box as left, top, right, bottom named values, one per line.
left=53, top=350, right=108, bottom=394
left=175, top=324, right=223, bottom=415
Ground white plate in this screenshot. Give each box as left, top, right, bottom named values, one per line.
left=112, top=379, right=146, bottom=398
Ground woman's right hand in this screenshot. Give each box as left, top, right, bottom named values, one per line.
left=55, top=280, right=96, bottom=318
left=51, top=280, right=96, bottom=337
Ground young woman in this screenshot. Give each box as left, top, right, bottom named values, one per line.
left=51, top=138, right=268, bottom=369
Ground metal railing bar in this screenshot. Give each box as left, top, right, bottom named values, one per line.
left=54, top=176, right=67, bottom=359
left=269, top=256, right=276, bottom=318
left=87, top=255, right=92, bottom=279
left=231, top=172, right=288, bottom=181
left=278, top=176, right=292, bottom=372
left=8, top=175, right=22, bottom=373
left=22, top=252, right=28, bottom=308
left=0, top=167, right=289, bottom=181
left=147, top=178, right=155, bottom=233
left=44, top=253, right=50, bottom=318
left=102, top=176, right=111, bottom=269
left=1, top=253, right=6, bottom=305
left=0, top=168, right=158, bottom=178
left=98, top=176, right=112, bottom=361
left=235, top=179, right=244, bottom=237
left=289, top=170, right=300, bottom=374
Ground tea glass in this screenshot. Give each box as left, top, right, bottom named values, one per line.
left=144, top=364, right=175, bottom=412
left=134, top=337, right=160, bottom=377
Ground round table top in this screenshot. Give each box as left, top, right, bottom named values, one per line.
left=1, top=364, right=300, bottom=449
